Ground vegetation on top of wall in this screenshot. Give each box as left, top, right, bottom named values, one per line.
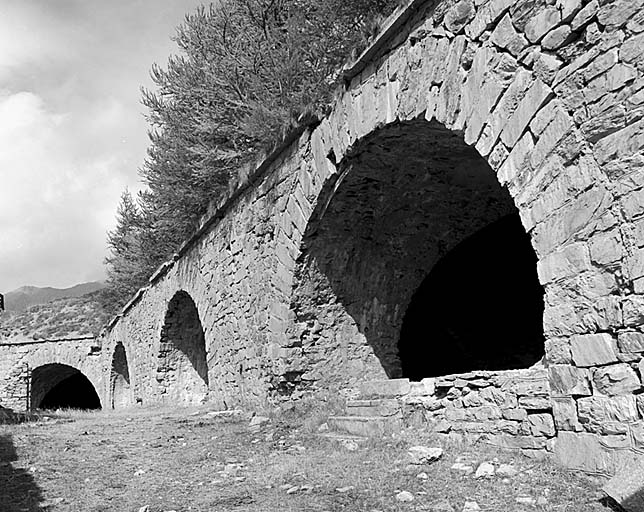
left=0, top=291, right=109, bottom=342
left=102, top=0, right=401, bottom=313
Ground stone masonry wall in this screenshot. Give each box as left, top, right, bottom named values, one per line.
left=373, top=368, right=556, bottom=455
left=99, top=137, right=309, bottom=410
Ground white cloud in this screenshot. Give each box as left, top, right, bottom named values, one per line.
left=0, top=90, right=132, bottom=290
left=0, top=0, right=206, bottom=292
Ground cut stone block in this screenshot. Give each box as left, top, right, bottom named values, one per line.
left=603, top=457, right=644, bottom=512
left=327, top=415, right=402, bottom=437
left=570, top=333, right=618, bottom=367
left=359, top=379, right=411, bottom=398
left=346, top=399, right=402, bottom=417
left=549, top=365, right=591, bottom=396
left=593, top=364, right=642, bottom=396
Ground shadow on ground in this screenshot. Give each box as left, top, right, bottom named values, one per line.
left=0, top=434, right=45, bottom=511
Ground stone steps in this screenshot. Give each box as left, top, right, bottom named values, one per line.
left=318, top=431, right=369, bottom=445
left=326, top=380, right=409, bottom=438
left=345, top=398, right=402, bottom=417
left=358, top=378, right=411, bottom=399
left=327, top=415, right=402, bottom=437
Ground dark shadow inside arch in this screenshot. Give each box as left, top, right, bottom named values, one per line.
left=157, top=291, right=209, bottom=403
left=291, top=118, right=545, bottom=382
left=31, top=364, right=101, bottom=411
left=111, top=342, right=131, bottom=409
left=399, top=214, right=544, bottom=379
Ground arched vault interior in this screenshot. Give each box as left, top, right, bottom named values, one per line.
left=291, top=119, right=545, bottom=382
left=110, top=342, right=132, bottom=409
left=157, top=291, right=209, bottom=404
left=31, top=363, right=101, bottom=410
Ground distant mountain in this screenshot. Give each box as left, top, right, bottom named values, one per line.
left=3, top=282, right=105, bottom=312
left=0, top=290, right=111, bottom=341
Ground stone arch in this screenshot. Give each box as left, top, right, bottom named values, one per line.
left=156, top=290, right=209, bottom=404
left=279, top=5, right=615, bottom=392
left=30, top=363, right=101, bottom=411
left=110, top=342, right=132, bottom=409
left=289, top=118, right=545, bottom=384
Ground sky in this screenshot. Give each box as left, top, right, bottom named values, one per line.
left=0, top=0, right=206, bottom=292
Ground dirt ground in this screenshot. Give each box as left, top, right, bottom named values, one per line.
left=0, top=404, right=611, bottom=512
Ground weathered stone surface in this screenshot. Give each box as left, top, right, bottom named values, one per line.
left=408, top=446, right=443, bottom=465
left=526, top=413, right=556, bottom=437
left=549, top=365, right=591, bottom=396
left=502, top=408, right=528, bottom=421
left=525, top=8, right=561, bottom=43
left=555, top=431, right=613, bottom=474
left=603, top=458, right=644, bottom=512
left=500, top=79, right=552, bottom=148
left=490, top=14, right=528, bottom=56
left=552, top=396, right=581, bottom=431
left=557, top=0, right=582, bottom=22
left=541, top=25, right=572, bottom=50
left=578, top=396, right=639, bottom=431
left=621, top=34, right=644, bottom=72
left=570, top=333, right=619, bottom=367
left=518, top=396, right=552, bottom=410
left=476, top=69, right=532, bottom=156
left=359, top=379, right=411, bottom=398
left=571, top=0, right=598, bottom=31
left=598, top=0, right=644, bottom=29
left=618, top=332, right=644, bottom=353
left=537, top=244, right=591, bottom=284
left=589, top=230, right=622, bottom=265
left=592, top=364, right=642, bottom=396
left=444, top=0, right=476, bottom=34
left=623, top=296, right=644, bottom=326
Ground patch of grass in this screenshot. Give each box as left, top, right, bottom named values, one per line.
left=0, top=405, right=609, bottom=512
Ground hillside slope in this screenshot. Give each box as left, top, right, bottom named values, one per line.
left=0, top=290, right=110, bottom=341
left=3, top=282, right=105, bottom=312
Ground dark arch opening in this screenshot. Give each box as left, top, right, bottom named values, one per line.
left=291, top=118, right=545, bottom=385
left=157, top=291, right=209, bottom=404
left=31, top=364, right=101, bottom=411
left=399, top=214, right=544, bottom=380
left=110, top=342, right=131, bottom=409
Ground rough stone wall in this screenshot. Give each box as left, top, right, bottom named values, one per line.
left=379, top=368, right=555, bottom=455
left=99, top=138, right=309, bottom=409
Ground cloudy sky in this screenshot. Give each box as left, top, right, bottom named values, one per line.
left=0, top=0, right=206, bottom=292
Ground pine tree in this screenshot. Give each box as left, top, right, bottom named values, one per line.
left=103, top=0, right=399, bottom=311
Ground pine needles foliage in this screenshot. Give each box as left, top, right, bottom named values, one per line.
left=103, top=0, right=400, bottom=313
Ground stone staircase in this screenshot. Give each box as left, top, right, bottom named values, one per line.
left=326, top=379, right=410, bottom=438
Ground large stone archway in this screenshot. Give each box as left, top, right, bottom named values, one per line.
left=269, top=0, right=639, bottom=473
left=288, top=118, right=547, bottom=385
left=30, top=363, right=101, bottom=411
left=156, top=291, right=209, bottom=405
left=288, top=117, right=547, bottom=386
left=110, top=342, right=132, bottom=409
